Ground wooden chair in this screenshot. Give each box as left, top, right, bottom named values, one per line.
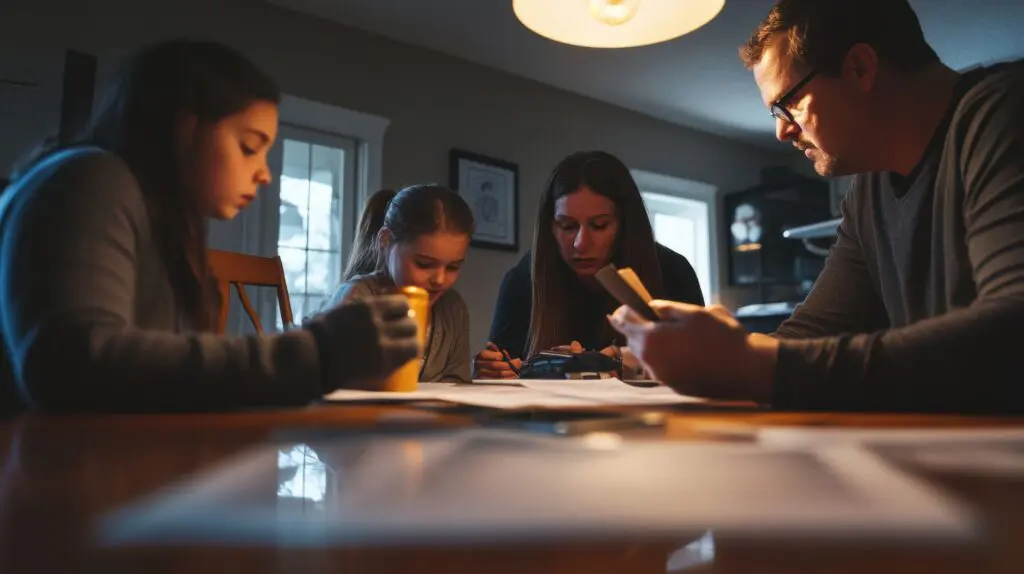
left=207, top=249, right=294, bottom=334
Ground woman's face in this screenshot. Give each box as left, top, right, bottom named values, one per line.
left=184, top=100, right=278, bottom=220
left=552, top=186, right=620, bottom=277
left=385, top=231, right=470, bottom=306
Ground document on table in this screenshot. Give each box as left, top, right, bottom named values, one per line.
left=323, top=379, right=705, bottom=409
left=323, top=382, right=457, bottom=402
left=104, top=428, right=977, bottom=548
left=517, top=379, right=704, bottom=406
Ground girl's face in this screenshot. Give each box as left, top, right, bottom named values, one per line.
left=181, top=100, right=279, bottom=220
left=384, top=231, right=470, bottom=306
left=552, top=185, right=620, bottom=277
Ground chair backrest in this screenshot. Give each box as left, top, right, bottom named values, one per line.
left=207, top=249, right=294, bottom=334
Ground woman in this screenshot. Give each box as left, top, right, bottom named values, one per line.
left=0, top=39, right=417, bottom=413
left=474, top=150, right=705, bottom=379
left=325, top=185, right=474, bottom=383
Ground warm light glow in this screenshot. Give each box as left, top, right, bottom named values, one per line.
left=588, top=0, right=641, bottom=26
left=513, top=0, right=725, bottom=49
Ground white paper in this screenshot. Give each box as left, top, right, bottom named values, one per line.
left=752, top=427, right=1024, bottom=477
left=518, top=378, right=705, bottom=406
left=103, top=430, right=977, bottom=547
left=323, top=382, right=456, bottom=402
left=754, top=427, right=1024, bottom=448
left=325, top=379, right=703, bottom=409
left=434, top=384, right=600, bottom=409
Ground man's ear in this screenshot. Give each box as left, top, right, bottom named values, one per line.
left=842, top=42, right=879, bottom=94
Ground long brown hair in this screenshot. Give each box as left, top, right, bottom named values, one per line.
left=12, top=39, right=281, bottom=331
left=526, top=151, right=664, bottom=357
left=344, top=185, right=475, bottom=280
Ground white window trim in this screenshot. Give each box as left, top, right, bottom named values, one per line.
left=631, top=169, right=720, bottom=304
left=278, top=94, right=390, bottom=208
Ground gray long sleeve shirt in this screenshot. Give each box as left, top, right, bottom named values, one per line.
left=773, top=60, right=1024, bottom=414
left=0, top=148, right=368, bottom=413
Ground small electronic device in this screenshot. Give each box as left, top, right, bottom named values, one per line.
left=595, top=264, right=660, bottom=322
left=518, top=350, right=622, bottom=379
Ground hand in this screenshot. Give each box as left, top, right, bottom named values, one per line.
left=596, top=345, right=647, bottom=379
left=316, top=294, right=420, bottom=390
left=474, top=342, right=522, bottom=379
left=608, top=301, right=777, bottom=402
left=550, top=341, right=585, bottom=354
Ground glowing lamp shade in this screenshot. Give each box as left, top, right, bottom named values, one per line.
left=513, top=0, right=726, bottom=49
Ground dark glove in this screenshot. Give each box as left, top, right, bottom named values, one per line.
left=306, top=294, right=419, bottom=392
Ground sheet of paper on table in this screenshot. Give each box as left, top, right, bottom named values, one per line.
left=102, top=428, right=977, bottom=548
left=323, top=379, right=705, bottom=409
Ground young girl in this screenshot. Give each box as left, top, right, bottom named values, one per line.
left=475, top=150, right=705, bottom=379
left=0, top=39, right=417, bottom=413
left=325, top=185, right=475, bottom=383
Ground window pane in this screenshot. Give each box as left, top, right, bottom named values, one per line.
left=281, top=139, right=311, bottom=180
left=308, top=145, right=344, bottom=250
left=304, top=294, right=328, bottom=319
left=654, top=213, right=697, bottom=263
left=305, top=249, right=339, bottom=296
left=279, top=176, right=309, bottom=249
left=279, top=246, right=308, bottom=294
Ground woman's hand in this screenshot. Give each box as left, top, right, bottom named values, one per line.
left=550, top=341, right=585, bottom=354
left=473, top=342, right=522, bottom=379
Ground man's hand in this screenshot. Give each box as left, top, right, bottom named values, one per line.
left=608, top=300, right=777, bottom=403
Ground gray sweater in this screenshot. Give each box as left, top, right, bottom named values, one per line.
left=0, top=148, right=383, bottom=413
left=326, top=272, right=472, bottom=383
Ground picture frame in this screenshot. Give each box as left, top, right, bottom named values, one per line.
left=449, top=149, right=519, bottom=252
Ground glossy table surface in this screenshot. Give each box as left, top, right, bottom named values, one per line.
left=2, top=404, right=1023, bottom=574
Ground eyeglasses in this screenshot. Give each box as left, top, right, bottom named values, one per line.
left=770, top=66, right=821, bottom=124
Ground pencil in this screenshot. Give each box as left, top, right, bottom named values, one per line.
left=501, top=347, right=520, bottom=378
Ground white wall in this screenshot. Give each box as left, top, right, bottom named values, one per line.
left=0, top=0, right=797, bottom=351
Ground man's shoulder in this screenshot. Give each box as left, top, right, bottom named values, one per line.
left=952, top=59, right=1024, bottom=128
left=959, top=59, right=1024, bottom=98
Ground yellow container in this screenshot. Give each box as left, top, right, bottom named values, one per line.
left=382, top=285, right=430, bottom=392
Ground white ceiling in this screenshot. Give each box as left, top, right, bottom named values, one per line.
left=266, top=0, right=1024, bottom=150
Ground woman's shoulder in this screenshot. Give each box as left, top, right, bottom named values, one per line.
left=499, top=250, right=532, bottom=287
left=654, top=243, right=705, bottom=304
left=435, top=287, right=469, bottom=319
left=7, top=147, right=142, bottom=207
left=655, top=242, right=694, bottom=271
left=2, top=148, right=147, bottom=230
left=326, top=271, right=391, bottom=307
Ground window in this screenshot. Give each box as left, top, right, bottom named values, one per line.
left=633, top=170, right=717, bottom=305
left=643, top=192, right=713, bottom=304
left=273, top=132, right=356, bottom=329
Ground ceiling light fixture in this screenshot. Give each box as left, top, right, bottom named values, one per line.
left=513, top=0, right=725, bottom=49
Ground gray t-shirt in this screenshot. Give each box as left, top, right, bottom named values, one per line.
left=326, top=272, right=471, bottom=383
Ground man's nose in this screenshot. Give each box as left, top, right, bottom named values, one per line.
left=775, top=116, right=800, bottom=142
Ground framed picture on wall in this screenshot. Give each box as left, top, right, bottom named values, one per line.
left=449, top=148, right=519, bottom=252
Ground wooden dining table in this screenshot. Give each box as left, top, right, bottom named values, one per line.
left=1, top=403, right=1023, bottom=574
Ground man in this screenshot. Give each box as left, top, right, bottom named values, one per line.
left=610, top=0, right=1024, bottom=413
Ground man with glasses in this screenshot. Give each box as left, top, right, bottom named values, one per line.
left=609, top=0, right=1024, bottom=413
